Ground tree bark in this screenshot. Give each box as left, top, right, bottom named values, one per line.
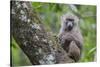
left=11, top=1, right=74, bottom=65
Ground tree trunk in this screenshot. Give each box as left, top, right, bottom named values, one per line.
left=11, top=1, right=74, bottom=65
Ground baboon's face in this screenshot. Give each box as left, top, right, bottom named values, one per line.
left=61, top=13, right=79, bottom=32
left=65, top=18, right=74, bottom=31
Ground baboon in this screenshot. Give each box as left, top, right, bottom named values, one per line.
left=58, top=13, right=83, bottom=62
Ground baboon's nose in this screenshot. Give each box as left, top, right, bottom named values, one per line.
left=67, top=22, right=73, bottom=31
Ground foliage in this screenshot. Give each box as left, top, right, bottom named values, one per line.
left=11, top=37, right=31, bottom=66
left=11, top=2, right=96, bottom=65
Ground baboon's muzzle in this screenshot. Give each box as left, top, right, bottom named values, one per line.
left=66, top=22, right=73, bottom=31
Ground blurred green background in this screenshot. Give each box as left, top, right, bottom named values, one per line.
left=11, top=2, right=96, bottom=66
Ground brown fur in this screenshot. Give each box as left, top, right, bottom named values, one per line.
left=58, top=13, right=83, bottom=62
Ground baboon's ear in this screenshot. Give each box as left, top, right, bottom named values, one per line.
left=60, top=14, right=66, bottom=23
left=74, top=15, right=79, bottom=23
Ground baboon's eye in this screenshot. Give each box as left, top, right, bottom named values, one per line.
left=66, top=18, right=74, bottom=21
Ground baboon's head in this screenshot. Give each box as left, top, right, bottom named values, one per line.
left=61, top=13, right=79, bottom=31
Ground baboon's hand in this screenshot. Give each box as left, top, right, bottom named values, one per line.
left=62, top=33, right=73, bottom=41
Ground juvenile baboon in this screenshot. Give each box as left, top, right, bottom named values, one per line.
left=58, top=13, right=83, bottom=62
